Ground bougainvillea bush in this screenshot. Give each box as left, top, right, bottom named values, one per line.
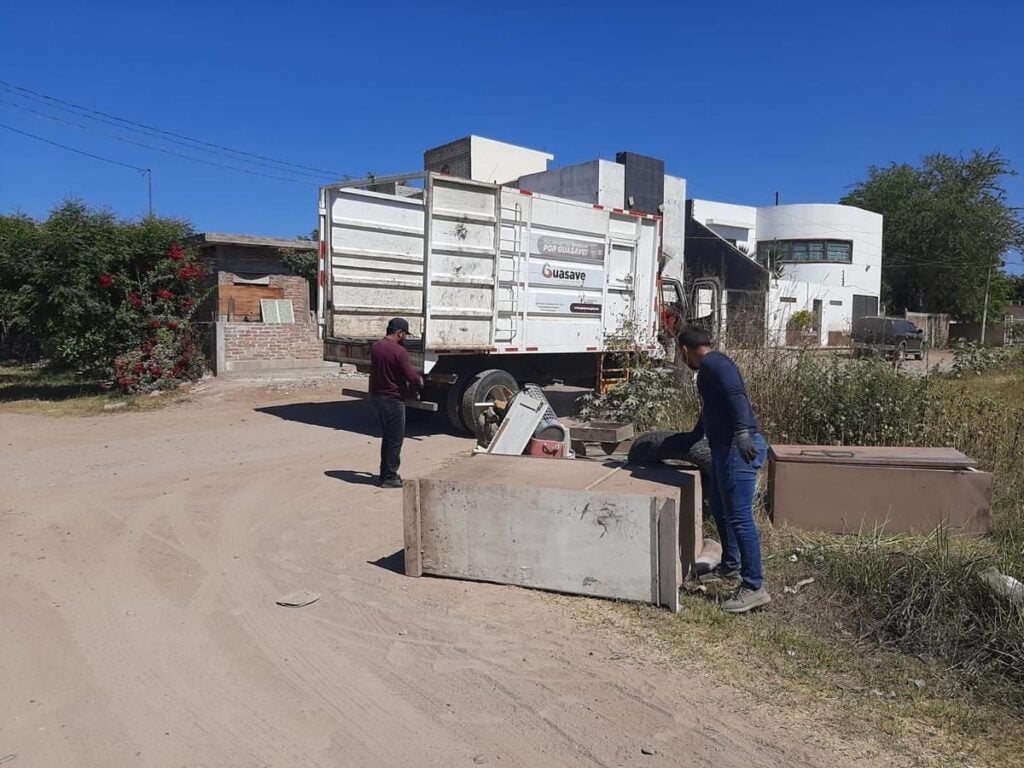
left=109, top=242, right=208, bottom=392
left=0, top=200, right=208, bottom=391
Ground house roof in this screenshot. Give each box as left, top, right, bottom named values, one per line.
left=187, top=232, right=316, bottom=250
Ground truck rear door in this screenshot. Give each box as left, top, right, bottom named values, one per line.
left=424, top=174, right=501, bottom=349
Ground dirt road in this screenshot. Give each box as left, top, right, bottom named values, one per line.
left=1, top=380, right=887, bottom=767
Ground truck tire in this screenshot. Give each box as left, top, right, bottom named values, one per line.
left=461, top=369, right=519, bottom=444
left=446, top=379, right=471, bottom=434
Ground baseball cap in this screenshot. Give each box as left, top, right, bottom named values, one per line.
left=387, top=317, right=416, bottom=336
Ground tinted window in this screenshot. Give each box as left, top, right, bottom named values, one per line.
left=757, top=239, right=854, bottom=264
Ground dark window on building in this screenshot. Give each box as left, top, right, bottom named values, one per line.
left=758, top=239, right=853, bottom=265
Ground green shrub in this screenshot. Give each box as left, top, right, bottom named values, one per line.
left=787, top=309, right=817, bottom=332
left=577, top=356, right=694, bottom=432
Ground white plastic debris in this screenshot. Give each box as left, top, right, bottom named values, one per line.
left=783, top=577, right=816, bottom=595
left=980, top=568, right=1024, bottom=607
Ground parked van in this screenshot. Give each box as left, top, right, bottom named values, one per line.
left=852, top=315, right=925, bottom=360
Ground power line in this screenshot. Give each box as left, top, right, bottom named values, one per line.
left=0, top=89, right=329, bottom=183
left=0, top=79, right=345, bottom=179
left=0, top=99, right=322, bottom=187
left=0, top=121, right=147, bottom=173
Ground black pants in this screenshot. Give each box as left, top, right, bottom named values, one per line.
left=372, top=395, right=405, bottom=483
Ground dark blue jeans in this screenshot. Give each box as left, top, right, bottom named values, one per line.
left=707, top=434, right=768, bottom=591
left=371, top=395, right=405, bottom=483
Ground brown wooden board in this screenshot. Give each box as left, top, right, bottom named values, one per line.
left=217, top=284, right=284, bottom=321
left=570, top=422, right=636, bottom=443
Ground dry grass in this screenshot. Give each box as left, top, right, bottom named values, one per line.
left=0, top=363, right=186, bottom=416
left=564, top=576, right=1024, bottom=768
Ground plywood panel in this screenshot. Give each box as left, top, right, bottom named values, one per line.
left=218, top=284, right=283, bottom=321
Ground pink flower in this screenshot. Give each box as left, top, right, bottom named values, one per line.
left=156, top=288, right=175, bottom=301
left=99, top=274, right=114, bottom=288
left=148, top=319, right=161, bottom=330
left=169, top=245, right=184, bottom=261
left=128, top=294, right=144, bottom=309
left=166, top=319, right=179, bottom=331
left=150, top=366, right=163, bottom=377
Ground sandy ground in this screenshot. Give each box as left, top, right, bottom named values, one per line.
left=1, top=379, right=892, bottom=768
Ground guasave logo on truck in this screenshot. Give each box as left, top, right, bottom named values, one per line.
left=541, top=263, right=586, bottom=284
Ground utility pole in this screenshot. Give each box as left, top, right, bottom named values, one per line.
left=141, top=168, right=153, bottom=217
left=981, top=261, right=993, bottom=344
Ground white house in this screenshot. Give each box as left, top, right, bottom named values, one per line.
left=691, top=200, right=883, bottom=346
left=418, top=135, right=882, bottom=348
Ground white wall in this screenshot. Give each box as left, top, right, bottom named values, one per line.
left=518, top=159, right=625, bottom=207
left=768, top=280, right=863, bottom=346
left=755, top=204, right=882, bottom=296
left=662, top=174, right=686, bottom=283
left=690, top=199, right=757, bottom=252
left=469, top=136, right=553, bottom=184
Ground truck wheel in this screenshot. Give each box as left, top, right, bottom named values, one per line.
left=446, top=379, right=471, bottom=434
left=461, top=369, right=519, bottom=444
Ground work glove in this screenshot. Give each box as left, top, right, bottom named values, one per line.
left=735, top=430, right=758, bottom=463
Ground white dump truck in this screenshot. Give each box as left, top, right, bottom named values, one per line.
left=318, top=173, right=696, bottom=434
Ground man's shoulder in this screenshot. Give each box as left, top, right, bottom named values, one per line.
left=704, top=350, right=736, bottom=370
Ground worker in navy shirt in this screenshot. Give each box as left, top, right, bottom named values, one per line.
left=369, top=318, right=423, bottom=488
left=678, top=327, right=771, bottom=613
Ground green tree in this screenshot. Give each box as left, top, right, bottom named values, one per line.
left=841, top=150, right=1024, bottom=321
left=1010, top=274, right=1024, bottom=304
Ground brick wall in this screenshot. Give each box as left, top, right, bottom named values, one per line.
left=223, top=322, right=323, bottom=362
left=424, top=137, right=471, bottom=178
left=273, top=275, right=310, bottom=319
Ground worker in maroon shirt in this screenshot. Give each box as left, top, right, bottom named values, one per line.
left=369, top=318, right=423, bottom=488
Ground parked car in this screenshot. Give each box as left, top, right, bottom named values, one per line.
left=852, top=315, right=926, bottom=360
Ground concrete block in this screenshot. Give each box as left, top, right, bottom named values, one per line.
left=403, top=455, right=702, bottom=611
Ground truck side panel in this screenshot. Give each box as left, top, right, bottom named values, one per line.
left=327, top=188, right=426, bottom=338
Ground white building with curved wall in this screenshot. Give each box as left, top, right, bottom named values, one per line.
left=691, top=200, right=883, bottom=346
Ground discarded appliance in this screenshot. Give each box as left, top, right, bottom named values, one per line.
left=479, top=387, right=573, bottom=459
left=768, top=445, right=992, bottom=535
left=570, top=421, right=636, bottom=457
left=403, top=454, right=704, bottom=611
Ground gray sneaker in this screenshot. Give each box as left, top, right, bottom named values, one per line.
left=721, top=587, right=772, bottom=614
left=698, top=565, right=741, bottom=585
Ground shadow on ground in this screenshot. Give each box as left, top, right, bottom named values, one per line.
left=0, top=366, right=105, bottom=402
left=324, top=470, right=380, bottom=486
left=256, top=399, right=455, bottom=438
left=368, top=549, right=405, bottom=575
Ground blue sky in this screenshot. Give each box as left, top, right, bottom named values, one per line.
left=1, top=1, right=1021, bottom=271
